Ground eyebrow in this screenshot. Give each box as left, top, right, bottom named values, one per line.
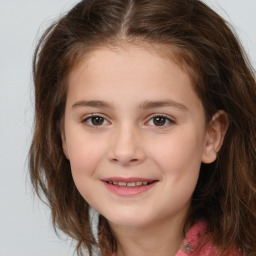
left=140, top=100, right=188, bottom=111
left=71, top=99, right=188, bottom=111
left=72, top=100, right=111, bottom=109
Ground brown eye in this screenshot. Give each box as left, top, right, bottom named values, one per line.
left=153, top=116, right=167, bottom=126
left=91, top=116, right=104, bottom=125
left=147, top=115, right=175, bottom=127
left=84, top=116, right=108, bottom=126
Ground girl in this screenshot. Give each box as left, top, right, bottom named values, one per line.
left=29, top=0, right=256, bottom=255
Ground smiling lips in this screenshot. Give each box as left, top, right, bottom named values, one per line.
left=106, top=180, right=154, bottom=187
left=102, top=177, right=158, bottom=196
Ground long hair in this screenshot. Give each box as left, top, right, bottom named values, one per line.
left=29, top=0, right=256, bottom=255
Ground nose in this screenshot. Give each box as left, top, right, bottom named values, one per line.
left=108, top=124, right=146, bottom=166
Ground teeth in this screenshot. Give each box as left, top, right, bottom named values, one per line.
left=127, top=182, right=136, bottom=187
left=107, top=181, right=152, bottom=187
left=118, top=182, right=127, bottom=187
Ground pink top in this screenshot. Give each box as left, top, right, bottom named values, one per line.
left=113, top=221, right=240, bottom=256
left=176, top=221, right=239, bottom=256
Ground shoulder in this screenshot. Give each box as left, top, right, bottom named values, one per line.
left=183, top=221, right=241, bottom=256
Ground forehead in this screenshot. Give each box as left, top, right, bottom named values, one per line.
left=65, top=45, right=203, bottom=116
left=67, top=43, right=194, bottom=89
left=67, top=42, right=197, bottom=82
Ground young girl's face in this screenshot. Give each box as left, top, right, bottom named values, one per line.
left=63, top=45, right=214, bottom=228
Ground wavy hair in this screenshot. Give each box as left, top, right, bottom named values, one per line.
left=29, top=0, right=256, bottom=255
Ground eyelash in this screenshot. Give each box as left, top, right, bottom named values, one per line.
left=81, top=114, right=175, bottom=127
left=82, top=114, right=110, bottom=127
left=147, top=114, right=175, bottom=127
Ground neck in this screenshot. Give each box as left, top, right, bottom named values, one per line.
left=109, top=213, right=187, bottom=256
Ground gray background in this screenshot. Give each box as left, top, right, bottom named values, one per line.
left=0, top=1, right=255, bottom=255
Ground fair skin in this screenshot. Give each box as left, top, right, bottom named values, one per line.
left=62, top=45, right=228, bottom=256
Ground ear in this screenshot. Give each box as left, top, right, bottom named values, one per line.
left=201, top=110, right=229, bottom=164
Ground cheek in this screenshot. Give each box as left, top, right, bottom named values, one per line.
left=66, top=137, right=106, bottom=205
left=149, top=129, right=204, bottom=177
left=150, top=132, right=203, bottom=213
left=66, top=133, right=105, bottom=178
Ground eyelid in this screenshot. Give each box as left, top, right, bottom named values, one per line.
left=81, top=113, right=111, bottom=126
left=80, top=113, right=175, bottom=127
left=146, top=113, right=176, bottom=126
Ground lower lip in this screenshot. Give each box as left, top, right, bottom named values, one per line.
left=103, top=181, right=157, bottom=196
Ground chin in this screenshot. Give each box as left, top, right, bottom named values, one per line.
left=103, top=208, right=153, bottom=228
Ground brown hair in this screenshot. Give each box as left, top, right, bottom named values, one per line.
left=29, top=0, right=256, bottom=255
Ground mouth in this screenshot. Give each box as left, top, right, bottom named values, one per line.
left=105, top=180, right=155, bottom=187
left=102, top=177, right=158, bottom=196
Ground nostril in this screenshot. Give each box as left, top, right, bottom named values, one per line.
left=110, top=157, right=139, bottom=164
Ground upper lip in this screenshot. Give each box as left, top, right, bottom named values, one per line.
left=102, top=177, right=157, bottom=182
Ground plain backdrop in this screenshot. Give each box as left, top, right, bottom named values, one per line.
left=0, top=1, right=255, bottom=256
